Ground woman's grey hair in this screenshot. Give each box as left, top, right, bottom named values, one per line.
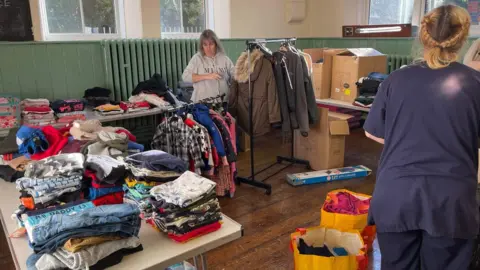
left=198, top=29, right=224, bottom=55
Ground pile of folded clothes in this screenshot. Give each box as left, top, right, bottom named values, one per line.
left=353, top=72, right=388, bottom=108
left=147, top=170, right=222, bottom=243
left=122, top=150, right=186, bottom=220
left=51, top=99, right=86, bottom=123
left=0, top=95, right=21, bottom=134
left=63, top=120, right=143, bottom=157
left=94, top=104, right=124, bottom=116
left=15, top=153, right=85, bottom=211
left=84, top=155, right=126, bottom=206
left=119, top=101, right=151, bottom=113
left=25, top=203, right=143, bottom=270
left=21, top=99, right=56, bottom=126
left=84, top=87, right=113, bottom=107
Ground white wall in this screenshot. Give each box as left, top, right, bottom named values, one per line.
left=229, top=0, right=310, bottom=38
left=212, top=0, right=231, bottom=38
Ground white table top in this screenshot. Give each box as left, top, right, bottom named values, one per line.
left=0, top=181, right=243, bottom=270
left=316, top=98, right=371, bottom=112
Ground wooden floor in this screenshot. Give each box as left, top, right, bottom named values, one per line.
left=207, top=129, right=383, bottom=270
left=0, top=129, right=382, bottom=270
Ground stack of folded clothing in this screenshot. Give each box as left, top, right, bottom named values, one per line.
left=21, top=99, right=56, bottom=126
left=353, top=72, right=388, bottom=108
left=81, top=131, right=129, bottom=157
left=25, top=203, right=143, bottom=270
left=94, top=104, right=124, bottom=116
left=84, top=154, right=127, bottom=206
left=147, top=171, right=222, bottom=243
left=129, top=93, right=173, bottom=110
left=15, top=153, right=85, bottom=211
left=119, top=101, right=151, bottom=113
left=0, top=95, right=21, bottom=135
left=122, top=150, right=186, bottom=220
left=84, top=87, right=113, bottom=107
left=51, top=99, right=86, bottom=123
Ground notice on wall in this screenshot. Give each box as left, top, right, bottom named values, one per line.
left=0, top=0, right=34, bottom=41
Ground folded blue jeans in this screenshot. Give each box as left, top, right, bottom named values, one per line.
left=30, top=204, right=139, bottom=245
left=31, top=216, right=141, bottom=254
left=88, top=186, right=124, bottom=200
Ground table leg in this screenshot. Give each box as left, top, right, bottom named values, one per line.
left=193, top=256, right=199, bottom=269
left=200, top=253, right=207, bottom=270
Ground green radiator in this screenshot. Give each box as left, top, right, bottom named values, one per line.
left=101, top=39, right=199, bottom=144
left=102, top=39, right=199, bottom=101
left=387, top=55, right=414, bottom=73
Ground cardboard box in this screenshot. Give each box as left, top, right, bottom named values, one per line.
left=304, top=48, right=345, bottom=99
left=294, top=107, right=352, bottom=170
left=286, top=165, right=372, bottom=186
left=331, top=48, right=387, bottom=103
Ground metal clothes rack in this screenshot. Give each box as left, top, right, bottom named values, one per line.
left=236, top=38, right=311, bottom=195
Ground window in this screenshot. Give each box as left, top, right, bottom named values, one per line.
left=367, top=0, right=480, bottom=35
left=369, top=0, right=416, bottom=25
left=160, top=0, right=213, bottom=38
left=39, top=0, right=124, bottom=41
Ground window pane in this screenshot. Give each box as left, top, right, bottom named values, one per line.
left=161, top=0, right=206, bottom=33
left=161, top=0, right=182, bottom=33
left=181, top=0, right=205, bottom=33
left=427, top=0, right=479, bottom=25
left=369, top=0, right=415, bottom=25
left=82, top=0, right=117, bottom=34
left=45, top=0, right=82, bottom=33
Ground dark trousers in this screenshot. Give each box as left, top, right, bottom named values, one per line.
left=377, top=230, right=474, bottom=270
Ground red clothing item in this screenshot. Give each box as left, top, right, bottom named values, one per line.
left=85, top=170, right=116, bottom=188
left=23, top=106, right=51, bottom=113
left=30, top=126, right=68, bottom=160
left=323, top=192, right=371, bottom=215
left=91, top=191, right=124, bottom=206
left=116, top=129, right=136, bottom=142
left=168, top=222, right=222, bottom=243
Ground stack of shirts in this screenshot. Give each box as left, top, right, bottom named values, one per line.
left=147, top=171, right=222, bottom=243
left=24, top=203, right=143, bottom=270
left=119, top=101, right=151, bottom=113
left=353, top=72, right=388, bottom=108
left=94, top=104, right=124, bottom=116
left=15, top=153, right=85, bottom=211
left=123, top=150, right=186, bottom=220
left=84, top=155, right=127, bottom=206
left=21, top=99, right=56, bottom=126
left=51, top=99, right=86, bottom=123
left=0, top=95, right=21, bottom=132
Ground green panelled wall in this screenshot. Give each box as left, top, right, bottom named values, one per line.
left=0, top=36, right=476, bottom=143
left=0, top=37, right=477, bottom=99
left=0, top=41, right=105, bottom=99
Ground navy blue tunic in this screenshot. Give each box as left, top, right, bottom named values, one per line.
left=364, top=62, right=480, bottom=239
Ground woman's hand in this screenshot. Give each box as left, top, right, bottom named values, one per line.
left=192, top=73, right=222, bottom=83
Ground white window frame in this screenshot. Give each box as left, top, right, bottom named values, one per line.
left=161, top=0, right=214, bottom=39
left=363, top=0, right=480, bottom=36
left=38, top=0, right=126, bottom=41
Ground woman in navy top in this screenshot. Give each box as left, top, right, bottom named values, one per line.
left=364, top=5, right=480, bottom=270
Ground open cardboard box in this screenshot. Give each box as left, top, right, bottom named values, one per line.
left=304, top=48, right=345, bottom=99
left=331, top=48, right=387, bottom=103
left=294, top=107, right=352, bottom=170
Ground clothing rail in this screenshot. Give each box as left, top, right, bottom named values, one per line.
left=236, top=38, right=310, bottom=195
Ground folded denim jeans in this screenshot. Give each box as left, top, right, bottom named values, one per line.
left=30, top=204, right=140, bottom=245
left=31, top=216, right=141, bottom=254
